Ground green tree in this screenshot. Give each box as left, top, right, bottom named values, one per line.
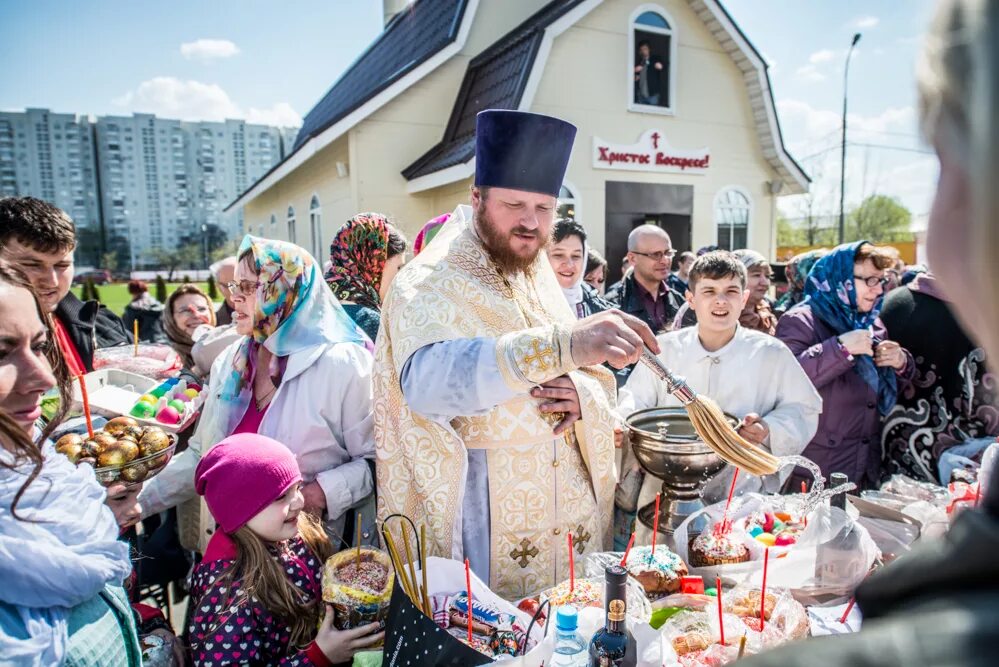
left=206, top=275, right=218, bottom=300
left=100, top=251, right=119, bottom=276
left=777, top=215, right=804, bottom=247
left=155, top=275, right=168, bottom=303
left=847, top=194, right=913, bottom=243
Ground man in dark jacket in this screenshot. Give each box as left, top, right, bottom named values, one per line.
left=741, top=463, right=999, bottom=667
left=605, top=224, right=683, bottom=384
left=634, top=40, right=666, bottom=106
left=0, top=196, right=131, bottom=374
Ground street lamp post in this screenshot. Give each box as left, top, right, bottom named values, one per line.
left=201, top=224, right=208, bottom=270
left=839, top=32, right=862, bottom=244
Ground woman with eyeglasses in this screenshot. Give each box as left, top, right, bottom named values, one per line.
left=776, top=241, right=914, bottom=488
left=162, top=283, right=216, bottom=381
left=137, top=236, right=376, bottom=553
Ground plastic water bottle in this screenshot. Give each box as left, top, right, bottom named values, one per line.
left=552, top=605, right=587, bottom=666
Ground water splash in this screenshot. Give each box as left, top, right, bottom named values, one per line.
left=776, top=455, right=856, bottom=515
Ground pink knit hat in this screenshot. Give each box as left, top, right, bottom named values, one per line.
left=194, top=433, right=302, bottom=534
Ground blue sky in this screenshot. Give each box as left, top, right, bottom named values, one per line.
left=0, top=0, right=939, bottom=219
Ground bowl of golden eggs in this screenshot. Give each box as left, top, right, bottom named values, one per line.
left=54, top=416, right=177, bottom=486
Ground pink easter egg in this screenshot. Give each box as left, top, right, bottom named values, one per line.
left=156, top=406, right=181, bottom=424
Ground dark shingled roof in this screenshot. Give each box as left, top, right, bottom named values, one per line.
left=292, top=0, right=469, bottom=152
left=402, top=0, right=586, bottom=181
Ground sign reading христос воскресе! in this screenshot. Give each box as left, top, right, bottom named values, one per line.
left=592, top=129, right=710, bottom=174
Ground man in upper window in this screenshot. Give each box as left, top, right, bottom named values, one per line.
left=605, top=224, right=684, bottom=382
left=634, top=40, right=666, bottom=106
left=0, top=196, right=131, bottom=374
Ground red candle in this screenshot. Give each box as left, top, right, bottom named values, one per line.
left=839, top=596, right=856, bottom=624
left=619, top=531, right=636, bottom=567
left=651, top=491, right=661, bottom=561
left=801, top=480, right=808, bottom=494
left=568, top=531, right=575, bottom=593
left=464, top=558, right=473, bottom=645
left=722, top=469, right=740, bottom=533
left=716, top=575, right=725, bottom=645
left=760, top=547, right=770, bottom=630
left=77, top=375, right=94, bottom=438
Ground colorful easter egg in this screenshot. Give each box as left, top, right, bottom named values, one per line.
left=755, top=532, right=777, bottom=547
left=775, top=533, right=796, bottom=547
left=156, top=406, right=181, bottom=425
left=184, top=388, right=199, bottom=399
left=130, top=402, right=155, bottom=419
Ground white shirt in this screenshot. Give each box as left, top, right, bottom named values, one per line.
left=619, top=325, right=822, bottom=509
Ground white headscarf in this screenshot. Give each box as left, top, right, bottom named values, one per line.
left=559, top=241, right=589, bottom=318
left=0, top=440, right=132, bottom=665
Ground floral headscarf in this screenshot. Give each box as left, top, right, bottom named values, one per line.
left=220, top=235, right=372, bottom=433
left=776, top=249, right=826, bottom=314
left=325, top=213, right=390, bottom=310
left=413, top=213, right=449, bottom=255
left=801, top=241, right=897, bottom=414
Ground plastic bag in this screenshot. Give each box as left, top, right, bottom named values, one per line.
left=672, top=493, right=878, bottom=603
left=93, top=344, right=182, bottom=379
left=382, top=556, right=553, bottom=666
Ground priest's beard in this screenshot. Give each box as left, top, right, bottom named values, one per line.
left=475, top=202, right=548, bottom=276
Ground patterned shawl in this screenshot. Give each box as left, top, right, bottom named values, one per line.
left=776, top=249, right=826, bottom=313
left=219, top=235, right=372, bottom=434
left=801, top=241, right=897, bottom=414
left=325, top=213, right=390, bottom=310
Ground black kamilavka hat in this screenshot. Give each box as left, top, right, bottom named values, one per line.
left=474, top=110, right=576, bottom=198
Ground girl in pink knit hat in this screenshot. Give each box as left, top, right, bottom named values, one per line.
left=188, top=433, right=383, bottom=667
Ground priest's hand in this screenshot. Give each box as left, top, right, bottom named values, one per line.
left=570, top=309, right=660, bottom=369
left=737, top=413, right=770, bottom=445
left=532, top=375, right=581, bottom=435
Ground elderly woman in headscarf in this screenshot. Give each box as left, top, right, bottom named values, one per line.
left=774, top=248, right=827, bottom=317
left=776, top=241, right=914, bottom=488
left=326, top=213, right=408, bottom=341
left=162, top=283, right=216, bottom=380
left=138, top=236, right=376, bottom=552
left=732, top=249, right=779, bottom=335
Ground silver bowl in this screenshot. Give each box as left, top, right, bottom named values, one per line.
left=626, top=407, right=733, bottom=540
left=626, top=407, right=730, bottom=499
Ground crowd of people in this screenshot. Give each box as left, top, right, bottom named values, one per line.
left=1, top=1, right=998, bottom=663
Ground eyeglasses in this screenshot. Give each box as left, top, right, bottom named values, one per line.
left=224, top=280, right=263, bottom=297
left=853, top=275, right=890, bottom=288
left=631, top=250, right=676, bottom=262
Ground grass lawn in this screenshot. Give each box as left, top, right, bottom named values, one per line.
left=72, top=282, right=213, bottom=317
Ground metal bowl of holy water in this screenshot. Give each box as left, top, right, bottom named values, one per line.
left=627, top=407, right=733, bottom=540
left=626, top=407, right=731, bottom=499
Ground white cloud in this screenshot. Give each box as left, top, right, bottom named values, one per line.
left=853, top=16, right=880, bottom=30
left=795, top=64, right=826, bottom=83
left=112, top=76, right=301, bottom=126
left=245, top=103, right=302, bottom=127
left=809, top=49, right=836, bottom=65
left=180, top=38, right=240, bottom=61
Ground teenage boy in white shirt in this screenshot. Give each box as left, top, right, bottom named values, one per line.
left=618, top=251, right=822, bottom=539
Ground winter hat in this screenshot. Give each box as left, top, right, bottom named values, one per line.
left=194, top=433, right=302, bottom=534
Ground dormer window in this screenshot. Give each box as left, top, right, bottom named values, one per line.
left=630, top=6, right=676, bottom=114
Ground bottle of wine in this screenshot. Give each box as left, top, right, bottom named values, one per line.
left=830, top=472, right=849, bottom=510
left=588, top=565, right=629, bottom=666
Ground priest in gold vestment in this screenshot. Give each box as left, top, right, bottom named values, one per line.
left=375, top=110, right=658, bottom=599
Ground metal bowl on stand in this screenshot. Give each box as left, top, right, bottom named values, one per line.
left=626, top=407, right=732, bottom=547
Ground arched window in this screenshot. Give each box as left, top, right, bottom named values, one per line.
left=714, top=187, right=751, bottom=250
left=557, top=184, right=578, bottom=221
left=309, top=195, right=322, bottom=259
left=287, top=205, right=296, bottom=244
left=629, top=5, right=676, bottom=113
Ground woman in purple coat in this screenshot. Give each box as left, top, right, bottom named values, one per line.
left=776, top=241, right=914, bottom=488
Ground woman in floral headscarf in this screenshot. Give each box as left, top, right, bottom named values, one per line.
left=326, top=213, right=408, bottom=340
left=774, top=248, right=827, bottom=317
left=139, top=236, right=377, bottom=552
left=776, top=241, right=914, bottom=488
